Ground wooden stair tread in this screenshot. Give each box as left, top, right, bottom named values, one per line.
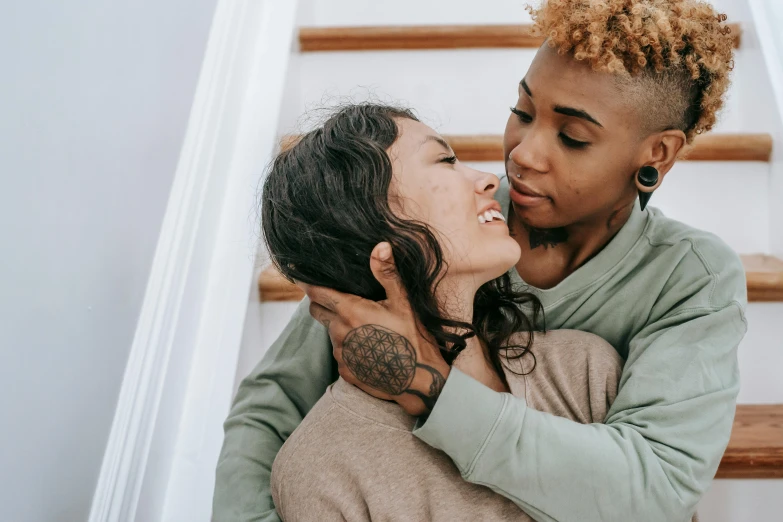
left=299, top=23, right=741, bottom=52
left=717, top=404, right=783, bottom=479
left=745, top=254, right=783, bottom=302
left=258, top=267, right=304, bottom=302
left=259, top=255, right=783, bottom=303
left=444, top=133, right=772, bottom=162
left=281, top=133, right=772, bottom=163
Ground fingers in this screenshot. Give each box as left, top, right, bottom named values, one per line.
left=369, top=242, right=408, bottom=307
left=309, top=301, right=350, bottom=356
left=300, top=283, right=354, bottom=313
left=308, top=301, right=337, bottom=328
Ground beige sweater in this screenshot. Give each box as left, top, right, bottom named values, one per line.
left=271, top=330, right=623, bottom=521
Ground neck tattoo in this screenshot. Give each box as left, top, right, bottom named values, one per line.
left=508, top=202, right=569, bottom=250
left=526, top=226, right=569, bottom=249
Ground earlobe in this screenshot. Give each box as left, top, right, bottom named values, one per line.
left=634, top=130, right=683, bottom=211
left=635, top=166, right=660, bottom=211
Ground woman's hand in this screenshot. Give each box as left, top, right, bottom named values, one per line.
left=298, top=242, right=450, bottom=417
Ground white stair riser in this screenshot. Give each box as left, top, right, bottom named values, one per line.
left=699, top=479, right=783, bottom=521
left=297, top=0, right=531, bottom=26
left=279, top=48, right=775, bottom=137
left=466, top=161, right=770, bottom=254
left=739, top=303, right=783, bottom=403
left=297, top=0, right=752, bottom=26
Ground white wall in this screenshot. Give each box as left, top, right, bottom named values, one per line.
left=0, top=1, right=216, bottom=521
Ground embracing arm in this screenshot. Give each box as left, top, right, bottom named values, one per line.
left=301, top=243, right=746, bottom=521
left=213, top=298, right=335, bottom=522
left=413, top=300, right=745, bottom=522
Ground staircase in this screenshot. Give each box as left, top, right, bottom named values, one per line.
left=240, top=1, right=783, bottom=520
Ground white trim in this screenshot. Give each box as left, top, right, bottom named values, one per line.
left=88, top=1, right=298, bottom=521
left=748, top=0, right=783, bottom=257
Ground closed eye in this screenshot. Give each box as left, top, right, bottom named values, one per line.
left=559, top=133, right=590, bottom=149
left=512, top=107, right=589, bottom=149
left=440, top=155, right=457, bottom=164
left=510, top=107, right=532, bottom=123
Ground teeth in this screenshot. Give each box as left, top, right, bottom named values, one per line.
left=478, top=209, right=507, bottom=224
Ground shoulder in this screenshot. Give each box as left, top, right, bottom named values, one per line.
left=273, top=389, right=338, bottom=474
left=531, top=329, right=623, bottom=368
left=640, top=208, right=747, bottom=309
left=505, top=330, right=623, bottom=377
left=505, top=330, right=623, bottom=423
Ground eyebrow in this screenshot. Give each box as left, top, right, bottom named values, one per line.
left=422, top=135, right=454, bottom=154
left=554, top=106, right=603, bottom=128
left=520, top=78, right=603, bottom=128
left=520, top=79, right=532, bottom=98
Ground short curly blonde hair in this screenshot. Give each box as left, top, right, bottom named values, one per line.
left=527, top=0, right=735, bottom=142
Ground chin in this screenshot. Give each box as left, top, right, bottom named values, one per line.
left=513, top=206, right=565, bottom=230
left=483, top=239, right=522, bottom=282
left=451, top=236, right=521, bottom=286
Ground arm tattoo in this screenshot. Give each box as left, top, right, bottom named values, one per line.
left=404, top=364, right=445, bottom=411
left=342, top=324, right=446, bottom=412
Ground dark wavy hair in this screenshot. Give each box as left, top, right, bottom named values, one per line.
left=261, top=103, right=544, bottom=385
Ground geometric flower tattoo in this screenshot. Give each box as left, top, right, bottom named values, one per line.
left=343, top=324, right=446, bottom=412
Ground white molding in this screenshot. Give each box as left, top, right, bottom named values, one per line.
left=88, top=1, right=298, bottom=521
left=748, top=0, right=783, bottom=257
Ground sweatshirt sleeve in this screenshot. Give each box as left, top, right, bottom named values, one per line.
left=414, top=292, right=746, bottom=521
left=213, top=298, right=336, bottom=522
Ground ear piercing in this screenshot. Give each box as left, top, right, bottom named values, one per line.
left=637, top=166, right=659, bottom=211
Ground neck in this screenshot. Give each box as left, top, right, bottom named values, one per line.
left=434, top=275, right=476, bottom=326
left=510, top=201, right=635, bottom=287
left=436, top=276, right=508, bottom=392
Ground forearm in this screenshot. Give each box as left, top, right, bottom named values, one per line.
left=213, top=298, right=335, bottom=521
left=214, top=423, right=282, bottom=522
left=415, top=367, right=738, bottom=522
left=416, top=300, right=745, bottom=521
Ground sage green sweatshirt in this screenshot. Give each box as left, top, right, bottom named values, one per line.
left=214, top=177, right=746, bottom=522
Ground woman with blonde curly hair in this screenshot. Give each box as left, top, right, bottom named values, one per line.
left=215, top=1, right=745, bottom=521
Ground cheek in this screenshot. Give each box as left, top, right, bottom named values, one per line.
left=431, top=183, right=472, bottom=231
left=403, top=179, right=471, bottom=232
left=559, top=156, right=630, bottom=205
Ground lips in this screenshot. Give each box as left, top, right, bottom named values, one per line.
left=511, top=181, right=546, bottom=198
left=509, top=180, right=549, bottom=208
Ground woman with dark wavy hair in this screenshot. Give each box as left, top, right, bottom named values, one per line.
left=262, top=104, right=624, bottom=521
left=262, top=103, right=544, bottom=392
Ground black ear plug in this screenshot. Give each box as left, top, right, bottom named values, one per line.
left=637, top=166, right=659, bottom=211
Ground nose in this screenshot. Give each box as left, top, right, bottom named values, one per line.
left=508, top=129, right=549, bottom=174
left=472, top=169, right=501, bottom=197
